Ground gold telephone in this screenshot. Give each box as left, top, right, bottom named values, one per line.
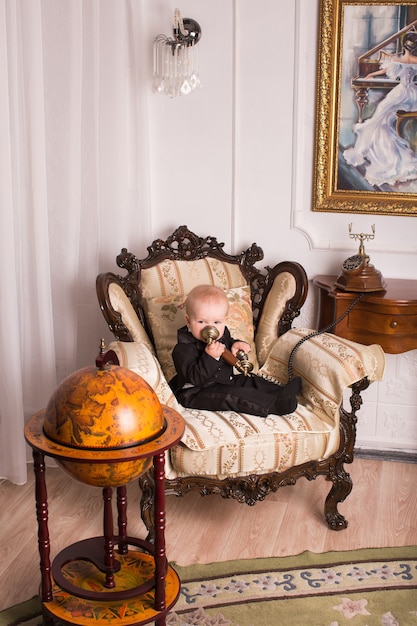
left=334, top=225, right=386, bottom=293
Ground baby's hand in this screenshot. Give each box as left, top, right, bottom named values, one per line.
left=231, top=341, right=250, bottom=357
left=206, top=341, right=225, bottom=359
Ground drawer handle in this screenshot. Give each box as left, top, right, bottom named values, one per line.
left=390, top=320, right=398, bottom=329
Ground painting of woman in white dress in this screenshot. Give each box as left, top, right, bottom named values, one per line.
left=343, top=31, right=417, bottom=188
left=313, top=1, right=417, bottom=214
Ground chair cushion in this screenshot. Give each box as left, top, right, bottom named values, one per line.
left=170, top=403, right=339, bottom=479
left=143, top=284, right=259, bottom=382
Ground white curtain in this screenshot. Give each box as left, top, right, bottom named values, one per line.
left=0, top=0, right=151, bottom=484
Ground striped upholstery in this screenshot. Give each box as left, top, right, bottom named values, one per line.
left=140, top=258, right=247, bottom=298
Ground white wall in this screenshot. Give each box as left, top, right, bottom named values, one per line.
left=94, top=0, right=417, bottom=453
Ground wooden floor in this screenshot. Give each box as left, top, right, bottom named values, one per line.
left=1, top=457, right=416, bottom=611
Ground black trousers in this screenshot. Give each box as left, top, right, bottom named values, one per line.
left=177, top=375, right=298, bottom=417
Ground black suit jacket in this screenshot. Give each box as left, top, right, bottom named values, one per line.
left=170, top=326, right=236, bottom=393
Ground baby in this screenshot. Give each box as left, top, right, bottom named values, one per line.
left=170, top=285, right=301, bottom=417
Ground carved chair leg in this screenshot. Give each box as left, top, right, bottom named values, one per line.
left=324, top=468, right=353, bottom=530
left=324, top=377, right=369, bottom=531
left=139, top=470, right=156, bottom=543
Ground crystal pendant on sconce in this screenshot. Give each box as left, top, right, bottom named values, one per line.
left=153, top=11, right=202, bottom=98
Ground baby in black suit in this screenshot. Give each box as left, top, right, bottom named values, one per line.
left=170, top=285, right=301, bottom=417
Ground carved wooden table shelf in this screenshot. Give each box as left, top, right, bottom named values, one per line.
left=313, top=275, right=417, bottom=354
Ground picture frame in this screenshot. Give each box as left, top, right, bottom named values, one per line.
left=313, top=0, right=417, bottom=216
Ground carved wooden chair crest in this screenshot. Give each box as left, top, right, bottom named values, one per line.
left=96, top=225, right=385, bottom=541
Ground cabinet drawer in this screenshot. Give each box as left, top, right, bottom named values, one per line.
left=348, top=308, right=417, bottom=336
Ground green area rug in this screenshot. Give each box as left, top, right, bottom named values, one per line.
left=1, top=546, right=416, bottom=626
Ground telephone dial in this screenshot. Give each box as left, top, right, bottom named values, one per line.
left=334, top=224, right=386, bottom=293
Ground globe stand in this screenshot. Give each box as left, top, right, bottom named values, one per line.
left=25, top=405, right=185, bottom=626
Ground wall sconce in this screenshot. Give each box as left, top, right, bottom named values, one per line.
left=153, top=8, right=202, bottom=98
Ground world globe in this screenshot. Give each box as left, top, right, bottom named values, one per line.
left=41, top=363, right=166, bottom=487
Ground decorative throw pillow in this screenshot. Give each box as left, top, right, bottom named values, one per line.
left=144, top=285, right=259, bottom=382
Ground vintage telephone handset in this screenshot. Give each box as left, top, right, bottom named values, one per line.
left=287, top=225, right=386, bottom=380
left=201, top=325, right=254, bottom=376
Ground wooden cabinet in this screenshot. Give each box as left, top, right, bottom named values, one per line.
left=313, top=276, right=417, bottom=354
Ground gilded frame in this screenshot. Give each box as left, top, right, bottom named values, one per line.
left=313, top=0, right=417, bottom=216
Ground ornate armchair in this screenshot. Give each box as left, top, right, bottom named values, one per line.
left=96, top=225, right=385, bottom=541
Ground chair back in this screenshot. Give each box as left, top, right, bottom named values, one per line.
left=97, top=225, right=308, bottom=378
